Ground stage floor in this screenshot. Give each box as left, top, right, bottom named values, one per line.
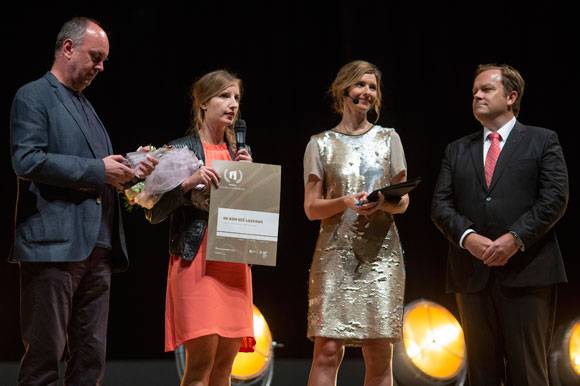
left=0, top=358, right=365, bottom=385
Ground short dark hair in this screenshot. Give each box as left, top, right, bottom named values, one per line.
left=475, top=63, right=525, bottom=116
left=54, top=16, right=101, bottom=53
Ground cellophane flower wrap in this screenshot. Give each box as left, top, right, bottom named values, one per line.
left=124, top=145, right=203, bottom=209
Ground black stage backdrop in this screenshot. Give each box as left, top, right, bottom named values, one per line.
left=1, top=3, right=578, bottom=361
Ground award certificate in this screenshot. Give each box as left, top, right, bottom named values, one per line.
left=206, top=160, right=281, bottom=266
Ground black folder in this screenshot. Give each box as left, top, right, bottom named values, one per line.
left=366, top=177, right=422, bottom=202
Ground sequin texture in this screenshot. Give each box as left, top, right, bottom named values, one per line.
left=305, top=126, right=406, bottom=345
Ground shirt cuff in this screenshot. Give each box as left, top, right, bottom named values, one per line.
left=459, top=229, right=476, bottom=249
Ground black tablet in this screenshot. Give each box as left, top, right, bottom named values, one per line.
left=366, top=177, right=422, bottom=202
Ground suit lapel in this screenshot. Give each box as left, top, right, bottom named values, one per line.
left=468, top=133, right=485, bottom=190
left=488, top=121, right=525, bottom=191
left=45, top=73, right=98, bottom=157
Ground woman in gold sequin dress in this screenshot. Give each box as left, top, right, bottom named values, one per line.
left=303, top=60, right=409, bottom=386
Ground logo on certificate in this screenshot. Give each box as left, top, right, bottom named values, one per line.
left=223, top=168, right=244, bottom=185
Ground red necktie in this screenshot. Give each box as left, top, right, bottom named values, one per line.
left=485, top=132, right=501, bottom=187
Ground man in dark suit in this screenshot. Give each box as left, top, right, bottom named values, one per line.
left=431, top=64, right=568, bottom=386
left=9, top=17, right=155, bottom=385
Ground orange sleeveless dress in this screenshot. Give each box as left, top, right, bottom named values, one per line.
left=164, top=142, right=255, bottom=352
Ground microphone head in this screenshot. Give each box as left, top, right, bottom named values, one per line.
left=234, top=118, right=246, bottom=149
left=234, top=118, right=246, bottom=133
left=343, top=89, right=359, bottom=104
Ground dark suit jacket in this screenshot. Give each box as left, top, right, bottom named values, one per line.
left=431, top=121, right=568, bottom=293
left=10, top=72, right=128, bottom=271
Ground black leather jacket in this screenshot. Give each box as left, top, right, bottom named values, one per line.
left=145, top=133, right=241, bottom=261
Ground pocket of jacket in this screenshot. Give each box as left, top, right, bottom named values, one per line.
left=20, top=201, right=72, bottom=243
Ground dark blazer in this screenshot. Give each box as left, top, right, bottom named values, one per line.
left=431, top=121, right=568, bottom=292
left=10, top=72, right=128, bottom=271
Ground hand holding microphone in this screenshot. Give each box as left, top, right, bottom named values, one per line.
left=234, top=118, right=252, bottom=162
left=234, top=118, right=246, bottom=149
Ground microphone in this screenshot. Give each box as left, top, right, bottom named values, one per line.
left=234, top=118, right=247, bottom=149
left=343, top=89, right=359, bottom=104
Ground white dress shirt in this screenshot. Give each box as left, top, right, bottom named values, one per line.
left=459, top=117, right=517, bottom=248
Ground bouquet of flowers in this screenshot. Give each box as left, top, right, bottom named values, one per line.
left=124, top=145, right=203, bottom=209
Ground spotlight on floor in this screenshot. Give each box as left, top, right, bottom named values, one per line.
left=231, top=305, right=274, bottom=385
left=549, top=317, right=580, bottom=386
left=393, top=299, right=466, bottom=386
left=174, top=304, right=275, bottom=386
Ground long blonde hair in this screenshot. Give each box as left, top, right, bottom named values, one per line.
left=189, top=70, right=243, bottom=147
left=329, top=60, right=382, bottom=122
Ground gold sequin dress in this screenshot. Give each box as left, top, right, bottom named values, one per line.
left=303, top=125, right=407, bottom=345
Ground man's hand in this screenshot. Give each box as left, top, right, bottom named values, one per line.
left=464, top=232, right=493, bottom=261
left=481, top=232, right=519, bottom=266
left=103, top=155, right=134, bottom=190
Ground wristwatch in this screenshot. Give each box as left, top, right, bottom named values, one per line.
left=509, top=231, right=525, bottom=252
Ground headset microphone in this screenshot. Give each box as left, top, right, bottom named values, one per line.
left=343, top=90, right=359, bottom=104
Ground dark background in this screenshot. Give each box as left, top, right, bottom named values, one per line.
left=1, top=3, right=578, bottom=362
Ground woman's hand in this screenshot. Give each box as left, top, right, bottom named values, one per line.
left=181, top=166, right=220, bottom=193
left=343, top=192, right=366, bottom=210
left=351, top=192, right=409, bottom=216
left=351, top=192, right=383, bottom=216
left=380, top=193, right=409, bottom=214
left=235, top=148, right=252, bottom=162
left=134, top=155, right=159, bottom=179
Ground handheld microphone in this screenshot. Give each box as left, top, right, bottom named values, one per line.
left=234, top=118, right=247, bottom=149
left=343, top=90, right=359, bottom=104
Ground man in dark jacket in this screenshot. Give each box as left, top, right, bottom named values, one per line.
left=431, top=64, right=568, bottom=386
left=10, top=17, right=155, bottom=385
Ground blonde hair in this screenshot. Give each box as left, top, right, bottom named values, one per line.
left=329, top=60, right=382, bottom=122
left=190, top=70, right=243, bottom=146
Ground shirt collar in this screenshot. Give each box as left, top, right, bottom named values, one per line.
left=483, top=116, right=516, bottom=142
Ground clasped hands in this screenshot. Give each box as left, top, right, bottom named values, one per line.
left=464, top=232, right=520, bottom=267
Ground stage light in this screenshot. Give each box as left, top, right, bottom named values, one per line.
left=231, top=304, right=274, bottom=385
left=174, top=304, right=274, bottom=386
left=393, top=299, right=466, bottom=386
left=549, top=317, right=580, bottom=386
